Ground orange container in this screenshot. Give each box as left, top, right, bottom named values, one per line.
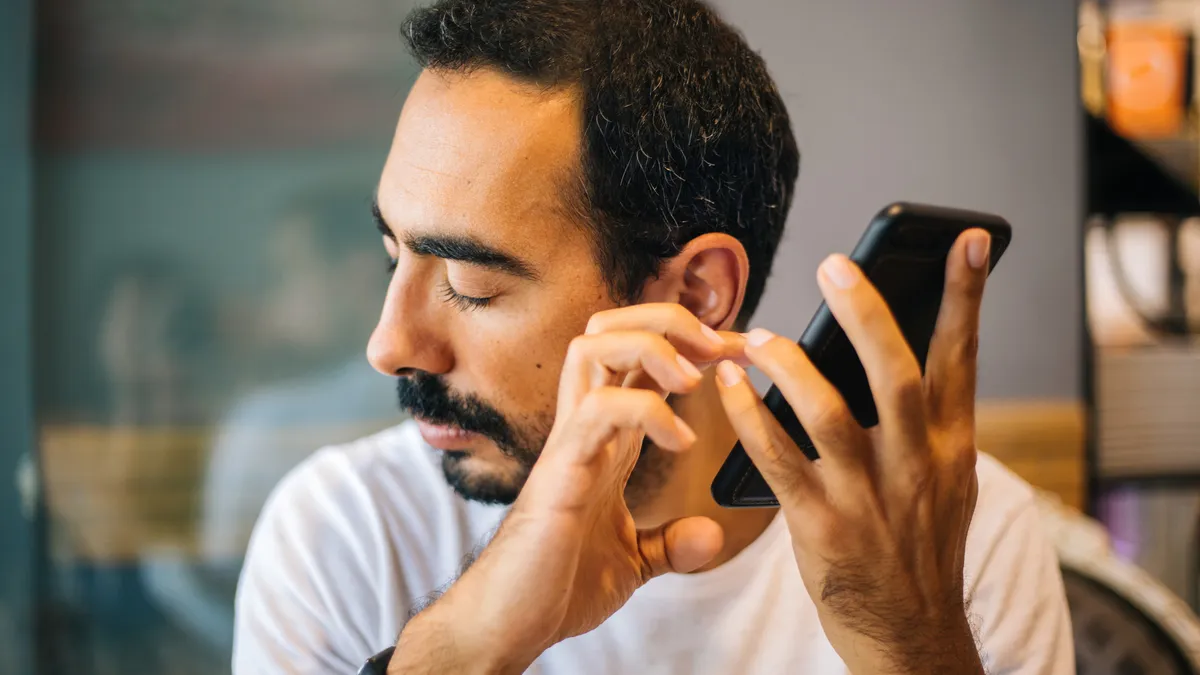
left=1107, top=21, right=1188, bottom=139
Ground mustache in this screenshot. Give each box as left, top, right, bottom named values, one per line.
left=395, top=373, right=518, bottom=449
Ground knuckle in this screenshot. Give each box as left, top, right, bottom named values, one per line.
left=959, top=332, right=980, bottom=361
left=806, top=399, right=854, bottom=437
left=859, top=299, right=892, bottom=329
left=578, top=387, right=615, bottom=419
left=585, top=309, right=614, bottom=334
left=666, top=302, right=692, bottom=324
left=632, top=389, right=670, bottom=416
left=756, top=434, right=790, bottom=465
left=884, top=369, right=923, bottom=403
left=963, top=264, right=988, bottom=292
left=643, top=333, right=673, bottom=358
left=947, top=440, right=978, bottom=475
left=565, top=335, right=593, bottom=364
left=726, top=392, right=760, bottom=419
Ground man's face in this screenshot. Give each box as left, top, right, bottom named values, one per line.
left=370, top=70, right=635, bottom=504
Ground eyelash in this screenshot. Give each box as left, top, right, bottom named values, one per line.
left=384, top=257, right=494, bottom=310
left=439, top=279, right=493, bottom=311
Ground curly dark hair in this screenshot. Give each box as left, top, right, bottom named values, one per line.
left=402, top=0, right=799, bottom=325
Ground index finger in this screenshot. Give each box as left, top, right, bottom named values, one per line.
left=586, top=303, right=740, bottom=363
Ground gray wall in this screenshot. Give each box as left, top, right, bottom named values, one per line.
left=717, top=0, right=1081, bottom=399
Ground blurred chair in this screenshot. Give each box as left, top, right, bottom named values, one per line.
left=1039, top=494, right=1200, bottom=674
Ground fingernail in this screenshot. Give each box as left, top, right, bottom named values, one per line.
left=820, top=254, right=859, bottom=289
left=966, top=232, right=991, bottom=270
left=716, top=360, right=745, bottom=387
left=676, top=353, right=702, bottom=380
left=699, top=323, right=724, bottom=347
left=744, top=328, right=775, bottom=348
left=675, top=417, right=697, bottom=447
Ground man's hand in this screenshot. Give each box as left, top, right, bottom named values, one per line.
left=714, top=230, right=992, bottom=675
left=389, top=304, right=739, bottom=674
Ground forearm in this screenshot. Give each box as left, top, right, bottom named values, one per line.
left=387, top=600, right=537, bottom=675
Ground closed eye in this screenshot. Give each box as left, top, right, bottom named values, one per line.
left=440, top=279, right=492, bottom=311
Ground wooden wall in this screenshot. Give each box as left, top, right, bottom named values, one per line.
left=977, top=399, right=1086, bottom=510
left=40, top=399, right=1087, bottom=563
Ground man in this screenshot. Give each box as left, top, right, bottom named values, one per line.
left=234, top=1, right=1074, bottom=673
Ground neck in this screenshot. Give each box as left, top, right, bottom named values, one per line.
left=630, top=372, right=779, bottom=570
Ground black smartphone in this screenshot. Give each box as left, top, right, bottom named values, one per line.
left=710, top=202, right=1012, bottom=508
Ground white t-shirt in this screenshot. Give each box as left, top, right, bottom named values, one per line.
left=233, top=421, right=1074, bottom=674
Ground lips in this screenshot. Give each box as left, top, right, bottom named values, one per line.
left=415, top=418, right=484, bottom=451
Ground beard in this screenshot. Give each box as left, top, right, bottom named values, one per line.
left=395, top=373, right=673, bottom=509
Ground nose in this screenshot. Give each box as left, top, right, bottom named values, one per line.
left=367, top=269, right=454, bottom=377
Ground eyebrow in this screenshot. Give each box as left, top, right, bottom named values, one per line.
left=372, top=199, right=541, bottom=281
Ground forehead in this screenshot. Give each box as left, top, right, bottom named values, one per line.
left=379, top=69, right=586, bottom=252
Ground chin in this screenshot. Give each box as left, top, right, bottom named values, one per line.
left=441, top=450, right=532, bottom=505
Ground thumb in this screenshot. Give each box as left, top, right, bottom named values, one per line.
left=637, top=516, right=724, bottom=579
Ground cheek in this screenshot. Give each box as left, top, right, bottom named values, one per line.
left=451, top=283, right=619, bottom=417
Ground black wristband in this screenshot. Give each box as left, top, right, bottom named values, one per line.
left=357, top=646, right=396, bottom=675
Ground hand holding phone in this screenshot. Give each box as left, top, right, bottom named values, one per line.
left=711, top=202, right=1012, bottom=508
left=709, top=221, right=995, bottom=673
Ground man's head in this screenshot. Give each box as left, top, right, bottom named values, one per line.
left=369, top=0, right=798, bottom=505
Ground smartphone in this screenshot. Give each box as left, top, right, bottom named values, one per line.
left=710, top=202, right=1012, bottom=508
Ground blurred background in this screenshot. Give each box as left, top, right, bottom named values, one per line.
left=3, top=0, right=1200, bottom=672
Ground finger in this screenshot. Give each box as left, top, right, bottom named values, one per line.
left=628, top=331, right=750, bottom=398
left=565, top=387, right=695, bottom=466
left=586, top=303, right=729, bottom=363
left=925, top=230, right=990, bottom=429
left=816, top=255, right=928, bottom=448
left=622, top=368, right=668, bottom=399
left=695, top=331, right=752, bottom=370
left=738, top=330, right=872, bottom=475
left=713, top=360, right=827, bottom=508
left=559, top=332, right=703, bottom=413
left=637, top=516, right=724, bottom=579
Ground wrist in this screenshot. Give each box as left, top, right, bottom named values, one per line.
left=389, top=598, right=536, bottom=675
left=836, top=608, right=983, bottom=675
left=890, top=612, right=983, bottom=675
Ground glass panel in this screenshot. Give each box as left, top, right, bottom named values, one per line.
left=34, top=1, right=417, bottom=671
left=1, top=0, right=35, bottom=671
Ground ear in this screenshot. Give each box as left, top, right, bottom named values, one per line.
left=640, top=233, right=749, bottom=331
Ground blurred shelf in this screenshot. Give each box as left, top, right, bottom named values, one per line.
left=1095, top=344, right=1200, bottom=478
left=1088, top=114, right=1200, bottom=217
left=1133, top=134, right=1200, bottom=193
